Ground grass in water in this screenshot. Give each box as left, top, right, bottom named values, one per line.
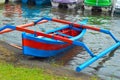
left=85, top=16, right=111, bottom=25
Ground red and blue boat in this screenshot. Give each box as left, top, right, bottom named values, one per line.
left=22, top=20, right=86, bottom=57
left=0, top=17, right=120, bottom=72
left=0, top=17, right=87, bottom=57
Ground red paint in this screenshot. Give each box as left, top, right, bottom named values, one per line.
left=73, top=23, right=100, bottom=31
left=23, top=38, right=71, bottom=50
left=52, top=18, right=100, bottom=31
left=52, top=18, right=73, bottom=24
left=0, top=20, right=48, bottom=34
left=16, top=27, right=73, bottom=44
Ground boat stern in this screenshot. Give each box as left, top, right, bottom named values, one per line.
left=22, top=32, right=72, bottom=57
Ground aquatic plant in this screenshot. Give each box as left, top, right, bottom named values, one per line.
left=84, top=17, right=111, bottom=25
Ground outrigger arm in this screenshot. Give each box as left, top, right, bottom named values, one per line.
left=0, top=17, right=120, bottom=72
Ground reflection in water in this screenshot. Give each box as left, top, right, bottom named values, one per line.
left=82, top=9, right=111, bottom=17
left=21, top=4, right=51, bottom=19
left=3, top=3, right=22, bottom=17
left=21, top=4, right=40, bottom=19
left=3, top=3, right=51, bottom=19
left=93, top=46, right=120, bottom=71
left=51, top=8, right=77, bottom=19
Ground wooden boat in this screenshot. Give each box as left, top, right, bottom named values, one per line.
left=0, top=17, right=87, bottom=57
left=22, top=20, right=87, bottom=57
left=0, top=17, right=120, bottom=72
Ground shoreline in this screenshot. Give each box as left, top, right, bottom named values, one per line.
left=0, top=40, right=100, bottom=80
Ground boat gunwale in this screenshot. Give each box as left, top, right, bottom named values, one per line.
left=23, top=25, right=86, bottom=44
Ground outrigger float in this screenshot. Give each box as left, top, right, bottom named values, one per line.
left=0, top=17, right=120, bottom=72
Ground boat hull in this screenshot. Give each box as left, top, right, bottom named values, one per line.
left=22, top=25, right=86, bottom=57
left=22, top=33, right=73, bottom=57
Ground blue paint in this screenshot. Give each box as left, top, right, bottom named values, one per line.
left=35, top=0, right=51, bottom=5
left=21, top=0, right=51, bottom=5
left=22, top=25, right=85, bottom=57
left=100, top=29, right=119, bottom=42
left=1, top=17, right=119, bottom=72
left=21, top=18, right=87, bottom=57
left=23, top=45, right=73, bottom=57
left=55, top=32, right=73, bottom=38
left=73, top=41, right=95, bottom=57
left=45, top=25, right=70, bottom=33
left=79, top=19, right=88, bottom=25
left=21, top=4, right=41, bottom=19
left=76, top=42, right=120, bottom=72
left=34, top=17, right=52, bottom=25
left=75, top=25, right=120, bottom=72
left=22, top=0, right=28, bottom=3
left=0, top=25, right=16, bottom=31
left=22, top=33, right=74, bottom=57
left=70, top=27, right=82, bottom=32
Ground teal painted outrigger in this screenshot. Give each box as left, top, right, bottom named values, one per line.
left=0, top=17, right=120, bottom=72
left=84, top=0, right=112, bottom=7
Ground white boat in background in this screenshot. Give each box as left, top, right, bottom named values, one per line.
left=51, top=0, right=84, bottom=9
left=114, top=0, right=120, bottom=13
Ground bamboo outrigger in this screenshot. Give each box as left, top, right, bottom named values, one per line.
left=0, top=17, right=120, bottom=72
